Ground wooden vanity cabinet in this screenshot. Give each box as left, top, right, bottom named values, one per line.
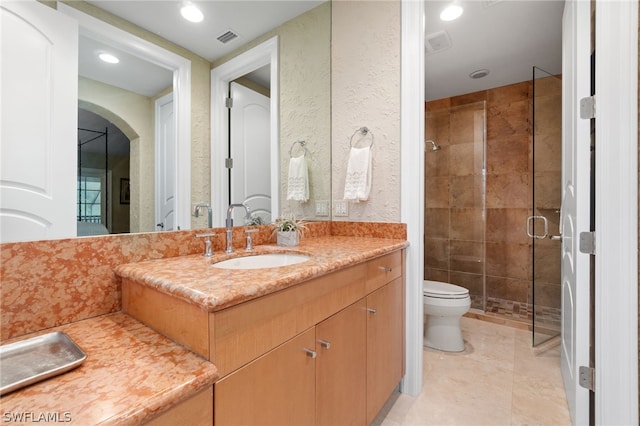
left=215, top=300, right=368, bottom=426
left=315, top=299, right=367, bottom=425
left=213, top=250, right=404, bottom=426
left=214, top=329, right=316, bottom=426
left=145, top=387, right=213, bottom=426
left=123, top=249, right=405, bottom=425
left=366, top=277, right=404, bottom=424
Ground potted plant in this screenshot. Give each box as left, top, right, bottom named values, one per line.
left=272, top=215, right=307, bottom=247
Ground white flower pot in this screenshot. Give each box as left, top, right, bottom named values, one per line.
left=277, top=231, right=299, bottom=247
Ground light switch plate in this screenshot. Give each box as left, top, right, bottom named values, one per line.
left=334, top=200, right=348, bottom=217
left=315, top=200, right=329, bottom=217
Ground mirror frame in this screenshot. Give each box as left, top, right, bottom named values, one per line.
left=58, top=3, right=192, bottom=231
left=211, top=36, right=279, bottom=227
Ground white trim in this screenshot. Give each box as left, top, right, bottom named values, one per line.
left=559, top=1, right=591, bottom=423
left=58, top=3, right=192, bottom=231
left=594, top=0, right=638, bottom=423
left=400, top=0, right=425, bottom=396
left=210, top=37, right=279, bottom=227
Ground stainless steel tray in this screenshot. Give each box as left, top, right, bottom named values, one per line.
left=1, top=331, right=87, bottom=395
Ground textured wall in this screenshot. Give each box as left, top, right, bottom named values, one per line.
left=331, top=0, right=401, bottom=223
left=211, top=3, right=332, bottom=222
left=279, top=3, right=331, bottom=220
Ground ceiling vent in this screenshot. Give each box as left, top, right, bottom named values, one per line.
left=216, top=29, right=239, bottom=44
left=425, top=30, right=452, bottom=55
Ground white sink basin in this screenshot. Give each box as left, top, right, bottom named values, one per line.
left=211, top=253, right=311, bottom=269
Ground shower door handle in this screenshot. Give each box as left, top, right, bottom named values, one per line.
left=526, top=215, right=548, bottom=239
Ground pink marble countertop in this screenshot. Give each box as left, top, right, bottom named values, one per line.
left=115, top=236, right=408, bottom=312
left=0, top=313, right=218, bottom=426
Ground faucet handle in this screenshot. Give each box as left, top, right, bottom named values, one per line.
left=244, top=229, right=258, bottom=250
left=195, top=232, right=216, bottom=257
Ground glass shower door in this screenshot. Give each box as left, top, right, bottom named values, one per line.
left=531, top=66, right=562, bottom=346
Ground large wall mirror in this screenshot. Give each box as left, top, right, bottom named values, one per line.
left=210, top=1, right=331, bottom=227
left=1, top=0, right=330, bottom=242
left=59, top=3, right=192, bottom=236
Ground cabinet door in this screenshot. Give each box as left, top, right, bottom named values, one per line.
left=214, top=328, right=316, bottom=426
left=316, top=300, right=366, bottom=425
left=366, top=277, right=404, bottom=424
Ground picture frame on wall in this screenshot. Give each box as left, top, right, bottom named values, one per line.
left=120, top=178, right=130, bottom=205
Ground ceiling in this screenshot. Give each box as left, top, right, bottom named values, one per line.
left=77, top=0, right=565, bottom=120
left=424, top=0, right=564, bottom=101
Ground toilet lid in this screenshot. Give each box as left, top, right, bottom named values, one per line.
left=423, top=281, right=469, bottom=298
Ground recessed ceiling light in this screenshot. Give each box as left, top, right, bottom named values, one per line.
left=181, top=2, right=204, bottom=23
left=469, top=69, right=490, bottom=79
left=98, top=53, right=119, bottom=64
left=440, top=3, right=464, bottom=21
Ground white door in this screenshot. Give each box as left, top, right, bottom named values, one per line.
left=560, top=0, right=591, bottom=423
left=229, top=82, right=271, bottom=224
left=155, top=92, right=176, bottom=231
left=0, top=1, right=78, bottom=243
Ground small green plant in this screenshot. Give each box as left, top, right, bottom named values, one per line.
left=272, top=215, right=307, bottom=246
left=272, top=215, right=307, bottom=234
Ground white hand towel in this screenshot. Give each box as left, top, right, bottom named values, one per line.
left=287, top=155, right=309, bottom=202
left=343, top=146, right=372, bottom=202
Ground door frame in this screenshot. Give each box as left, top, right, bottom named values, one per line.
left=594, top=0, right=638, bottom=423
left=211, top=36, right=279, bottom=227
left=400, top=0, right=425, bottom=396
left=58, top=3, right=192, bottom=231
left=400, top=0, right=639, bottom=417
left=560, top=1, right=591, bottom=422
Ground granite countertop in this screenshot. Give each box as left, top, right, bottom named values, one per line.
left=115, top=236, right=408, bottom=312
left=0, top=313, right=218, bottom=426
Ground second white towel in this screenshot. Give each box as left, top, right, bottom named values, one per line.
left=287, top=155, right=309, bottom=202
left=343, top=146, right=372, bottom=202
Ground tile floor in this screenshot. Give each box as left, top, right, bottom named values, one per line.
left=380, top=317, right=572, bottom=426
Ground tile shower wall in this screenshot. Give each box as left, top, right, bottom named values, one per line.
left=425, top=80, right=561, bottom=311
left=424, top=98, right=487, bottom=308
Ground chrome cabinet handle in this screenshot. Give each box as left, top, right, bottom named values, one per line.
left=378, top=266, right=392, bottom=272
left=303, top=348, right=317, bottom=359
left=549, top=235, right=562, bottom=241
left=318, top=339, right=331, bottom=349
left=367, top=308, right=377, bottom=315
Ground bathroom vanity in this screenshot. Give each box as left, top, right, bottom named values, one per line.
left=116, top=236, right=407, bottom=425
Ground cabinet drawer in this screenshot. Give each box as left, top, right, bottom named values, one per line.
left=211, top=264, right=367, bottom=377
left=365, top=251, right=402, bottom=293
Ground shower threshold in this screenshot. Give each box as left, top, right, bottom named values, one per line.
left=465, top=296, right=561, bottom=337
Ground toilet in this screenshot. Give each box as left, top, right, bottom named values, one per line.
left=423, top=280, right=471, bottom=352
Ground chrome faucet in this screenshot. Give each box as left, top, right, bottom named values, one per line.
left=193, top=203, right=213, bottom=228
left=225, top=203, right=251, bottom=253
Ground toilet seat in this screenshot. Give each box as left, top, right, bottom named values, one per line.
left=423, top=280, right=469, bottom=299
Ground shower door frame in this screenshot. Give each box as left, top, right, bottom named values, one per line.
left=531, top=66, right=563, bottom=347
